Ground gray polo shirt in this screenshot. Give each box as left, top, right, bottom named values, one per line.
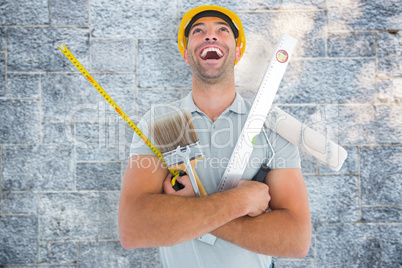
left=129, top=92, right=300, bottom=268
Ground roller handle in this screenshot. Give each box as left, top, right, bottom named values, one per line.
left=251, top=163, right=271, bottom=183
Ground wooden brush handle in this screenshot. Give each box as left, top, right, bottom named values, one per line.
left=190, top=157, right=207, bottom=196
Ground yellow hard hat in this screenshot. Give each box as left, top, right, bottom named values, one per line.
left=177, top=5, right=246, bottom=65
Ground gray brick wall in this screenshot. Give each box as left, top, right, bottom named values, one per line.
left=0, top=0, right=400, bottom=267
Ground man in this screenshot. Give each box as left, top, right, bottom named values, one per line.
left=118, top=5, right=311, bottom=268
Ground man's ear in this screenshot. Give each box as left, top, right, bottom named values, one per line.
left=184, top=49, right=189, bottom=64
left=235, top=47, right=242, bottom=62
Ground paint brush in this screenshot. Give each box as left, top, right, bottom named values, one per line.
left=149, top=108, right=207, bottom=197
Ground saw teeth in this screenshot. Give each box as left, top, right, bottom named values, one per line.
left=201, top=47, right=223, bottom=59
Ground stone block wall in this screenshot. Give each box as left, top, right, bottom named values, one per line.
left=0, top=0, right=401, bottom=267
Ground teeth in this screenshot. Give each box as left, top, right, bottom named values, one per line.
left=201, top=47, right=223, bottom=59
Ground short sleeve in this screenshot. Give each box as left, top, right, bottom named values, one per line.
left=267, top=129, right=301, bottom=169
left=129, top=114, right=155, bottom=158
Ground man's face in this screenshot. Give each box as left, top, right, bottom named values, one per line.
left=184, top=16, right=241, bottom=82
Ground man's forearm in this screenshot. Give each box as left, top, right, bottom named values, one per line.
left=119, top=189, right=249, bottom=249
left=210, top=168, right=311, bottom=258
left=119, top=156, right=270, bottom=250
left=210, top=209, right=311, bottom=258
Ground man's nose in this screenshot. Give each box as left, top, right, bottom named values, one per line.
left=205, top=30, right=217, bottom=42
left=205, top=36, right=217, bottom=41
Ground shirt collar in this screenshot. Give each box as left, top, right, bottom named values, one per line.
left=180, top=91, right=247, bottom=115
left=228, top=91, right=247, bottom=114
left=180, top=91, right=200, bottom=113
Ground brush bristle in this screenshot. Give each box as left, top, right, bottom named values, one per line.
left=149, top=109, right=198, bottom=153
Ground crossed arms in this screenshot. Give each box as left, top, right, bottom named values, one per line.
left=118, top=155, right=311, bottom=258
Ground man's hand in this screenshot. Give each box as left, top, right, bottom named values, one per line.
left=236, top=180, right=270, bottom=217
left=163, top=173, right=195, bottom=197
left=164, top=173, right=270, bottom=217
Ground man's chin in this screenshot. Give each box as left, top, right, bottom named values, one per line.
left=189, top=58, right=234, bottom=81
left=196, top=68, right=227, bottom=83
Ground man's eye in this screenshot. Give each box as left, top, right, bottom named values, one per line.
left=220, top=27, right=229, bottom=32
left=192, top=28, right=202, bottom=34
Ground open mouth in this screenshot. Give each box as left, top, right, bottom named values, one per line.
left=200, top=47, right=224, bottom=60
